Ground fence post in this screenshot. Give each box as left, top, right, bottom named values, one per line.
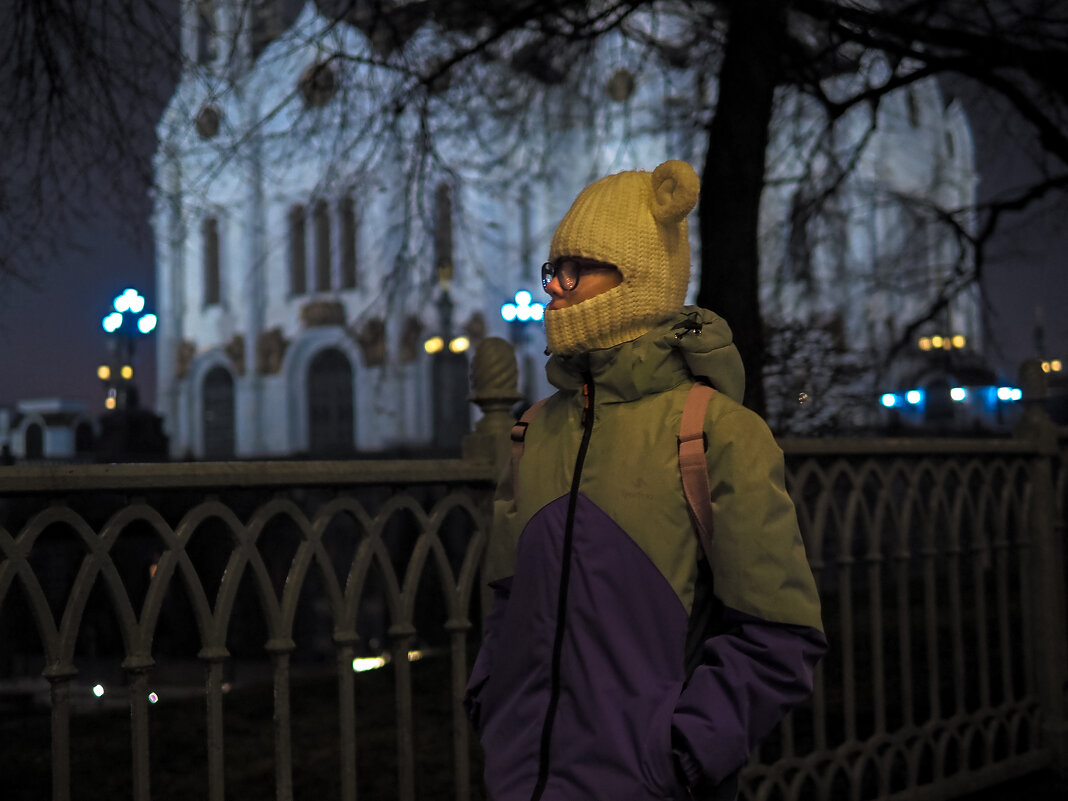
left=465, top=338, right=522, bottom=621
left=464, top=337, right=522, bottom=472
left=1016, top=358, right=1068, bottom=774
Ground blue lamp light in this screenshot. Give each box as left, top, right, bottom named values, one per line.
left=996, top=386, right=1022, bottom=402
left=103, top=312, right=124, bottom=333
left=99, top=288, right=155, bottom=411
left=501, top=290, right=544, bottom=323
left=101, top=288, right=155, bottom=334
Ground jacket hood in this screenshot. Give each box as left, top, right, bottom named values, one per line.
left=545, top=306, right=745, bottom=404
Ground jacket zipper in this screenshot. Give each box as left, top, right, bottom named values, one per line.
left=530, top=371, right=595, bottom=801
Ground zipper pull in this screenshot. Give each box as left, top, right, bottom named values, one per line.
left=581, top=383, right=590, bottom=426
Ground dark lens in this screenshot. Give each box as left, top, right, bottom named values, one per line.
left=541, top=262, right=554, bottom=288
left=559, top=259, right=579, bottom=291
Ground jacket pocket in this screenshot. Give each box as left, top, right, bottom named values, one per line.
left=464, top=577, right=513, bottom=733
left=639, top=686, right=686, bottom=799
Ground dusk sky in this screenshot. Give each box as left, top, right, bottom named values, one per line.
left=0, top=76, right=1064, bottom=417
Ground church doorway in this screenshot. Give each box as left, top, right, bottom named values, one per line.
left=307, top=348, right=354, bottom=456
left=202, top=366, right=235, bottom=459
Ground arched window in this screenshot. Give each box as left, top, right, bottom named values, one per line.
left=314, top=199, right=332, bottom=292
left=299, top=62, right=338, bottom=108
left=251, top=0, right=305, bottom=58
left=203, top=366, right=235, bottom=459
left=518, top=183, right=533, bottom=281
left=24, top=423, right=44, bottom=460
left=340, top=195, right=357, bottom=289
left=307, top=348, right=354, bottom=456
left=289, top=204, right=307, bottom=295
left=252, top=0, right=278, bottom=58
left=434, top=183, right=453, bottom=282
left=196, top=0, right=217, bottom=65
left=203, top=216, right=221, bottom=307
left=786, top=190, right=814, bottom=284
left=906, top=88, right=921, bottom=128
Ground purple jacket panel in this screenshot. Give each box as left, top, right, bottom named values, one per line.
left=464, top=576, right=513, bottom=732
left=474, top=494, right=693, bottom=801
left=671, top=608, right=828, bottom=788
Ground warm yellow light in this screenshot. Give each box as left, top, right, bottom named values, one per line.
left=97, top=365, right=111, bottom=380
left=423, top=336, right=444, bottom=355
left=951, top=335, right=966, bottom=349
left=918, top=337, right=932, bottom=351
left=930, top=336, right=944, bottom=349
left=1052, top=359, right=1063, bottom=372
left=448, top=336, right=470, bottom=354
left=352, top=656, right=387, bottom=673
left=105, top=397, right=117, bottom=410
left=1042, top=361, right=1051, bottom=373
left=121, top=365, right=134, bottom=380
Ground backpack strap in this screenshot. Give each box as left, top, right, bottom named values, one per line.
left=511, top=398, right=549, bottom=502
left=679, top=382, right=716, bottom=560
left=510, top=388, right=716, bottom=560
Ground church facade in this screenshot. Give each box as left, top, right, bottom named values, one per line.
left=153, top=2, right=981, bottom=457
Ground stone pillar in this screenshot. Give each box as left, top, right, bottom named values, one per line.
left=464, top=338, right=522, bottom=624
left=463, top=337, right=522, bottom=471
left=1016, top=359, right=1068, bottom=772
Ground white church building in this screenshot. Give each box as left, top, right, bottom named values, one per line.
left=153, top=1, right=983, bottom=457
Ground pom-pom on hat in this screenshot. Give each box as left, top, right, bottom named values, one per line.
left=545, top=160, right=700, bottom=354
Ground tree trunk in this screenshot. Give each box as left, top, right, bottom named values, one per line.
left=696, top=0, right=785, bottom=417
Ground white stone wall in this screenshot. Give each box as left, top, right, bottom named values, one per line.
left=155, top=3, right=981, bottom=451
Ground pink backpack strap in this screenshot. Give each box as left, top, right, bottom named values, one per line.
left=679, top=382, right=716, bottom=560
left=511, top=398, right=549, bottom=502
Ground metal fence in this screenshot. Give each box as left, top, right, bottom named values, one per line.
left=1, top=347, right=1065, bottom=801
left=0, top=460, right=497, bottom=801
left=761, top=436, right=1067, bottom=800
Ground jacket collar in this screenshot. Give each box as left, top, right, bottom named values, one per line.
left=545, top=306, right=746, bottom=405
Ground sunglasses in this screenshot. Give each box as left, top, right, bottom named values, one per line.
left=540, top=258, right=617, bottom=291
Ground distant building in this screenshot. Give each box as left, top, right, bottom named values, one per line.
left=0, top=399, right=95, bottom=462
left=153, top=2, right=995, bottom=453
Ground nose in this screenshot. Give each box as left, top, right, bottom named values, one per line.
left=544, top=276, right=565, bottom=298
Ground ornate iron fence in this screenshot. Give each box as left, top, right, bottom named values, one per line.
left=0, top=460, right=496, bottom=801
left=0, top=346, right=1065, bottom=801
left=758, top=437, right=1066, bottom=800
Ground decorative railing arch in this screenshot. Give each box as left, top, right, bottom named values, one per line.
left=0, top=461, right=495, bottom=801
left=0, top=351, right=1065, bottom=801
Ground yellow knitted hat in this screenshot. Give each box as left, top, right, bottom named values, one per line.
left=544, top=160, right=700, bottom=354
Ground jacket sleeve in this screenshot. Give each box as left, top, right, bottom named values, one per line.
left=671, top=406, right=827, bottom=789
left=463, top=576, right=512, bottom=732
left=463, top=456, right=522, bottom=731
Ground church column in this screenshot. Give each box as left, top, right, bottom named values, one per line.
left=154, top=147, right=188, bottom=457
left=241, top=98, right=268, bottom=455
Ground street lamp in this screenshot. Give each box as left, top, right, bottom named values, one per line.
left=500, top=289, right=546, bottom=406
left=423, top=287, right=470, bottom=452
left=98, top=288, right=156, bottom=411
left=500, top=289, right=544, bottom=348
left=423, top=290, right=470, bottom=355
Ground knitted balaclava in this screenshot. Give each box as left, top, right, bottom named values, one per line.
left=544, top=159, right=700, bottom=355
